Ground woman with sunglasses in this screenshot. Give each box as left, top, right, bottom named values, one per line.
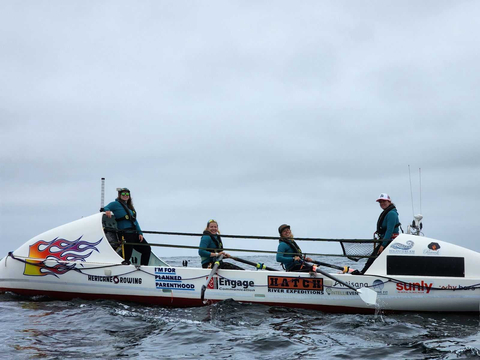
left=198, top=220, right=243, bottom=270
left=104, top=188, right=151, bottom=266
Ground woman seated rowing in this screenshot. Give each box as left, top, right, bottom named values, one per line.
left=198, top=219, right=243, bottom=270
left=276, top=224, right=316, bottom=272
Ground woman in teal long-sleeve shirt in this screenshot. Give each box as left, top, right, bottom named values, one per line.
left=358, top=193, right=401, bottom=274
left=276, top=224, right=314, bottom=272
left=104, top=187, right=151, bottom=265
left=375, top=193, right=401, bottom=253
left=198, top=220, right=242, bottom=270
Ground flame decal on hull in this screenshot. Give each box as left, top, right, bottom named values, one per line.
left=24, top=237, right=102, bottom=277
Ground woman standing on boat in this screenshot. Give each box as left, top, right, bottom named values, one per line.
left=375, top=193, right=401, bottom=254
left=198, top=220, right=243, bottom=270
left=358, top=193, right=401, bottom=274
left=104, top=188, right=151, bottom=266
left=276, top=224, right=315, bottom=272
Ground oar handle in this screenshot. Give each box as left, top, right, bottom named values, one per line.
left=310, top=260, right=349, bottom=272
left=304, top=261, right=355, bottom=289
left=230, top=256, right=278, bottom=271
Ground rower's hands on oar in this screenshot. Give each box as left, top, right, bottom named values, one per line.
left=139, top=234, right=144, bottom=242
left=294, top=256, right=313, bottom=262
left=105, top=211, right=112, bottom=218
left=212, top=251, right=230, bottom=258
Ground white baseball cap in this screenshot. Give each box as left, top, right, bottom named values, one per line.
left=376, top=193, right=391, bottom=202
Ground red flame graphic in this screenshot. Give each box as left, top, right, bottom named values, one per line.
left=25, top=237, right=102, bottom=277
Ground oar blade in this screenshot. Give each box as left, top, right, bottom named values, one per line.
left=313, top=264, right=377, bottom=306
left=200, top=285, right=207, bottom=302
left=357, top=287, right=377, bottom=306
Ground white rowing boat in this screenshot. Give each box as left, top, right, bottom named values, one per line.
left=1, top=213, right=479, bottom=313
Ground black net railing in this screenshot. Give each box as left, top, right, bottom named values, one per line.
left=340, top=241, right=380, bottom=262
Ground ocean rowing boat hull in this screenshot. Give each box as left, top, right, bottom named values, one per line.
left=1, top=213, right=480, bottom=313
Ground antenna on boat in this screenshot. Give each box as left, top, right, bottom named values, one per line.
left=100, top=177, right=105, bottom=212
left=407, top=167, right=423, bottom=236
left=419, top=167, right=422, bottom=214
left=408, top=165, right=415, bottom=217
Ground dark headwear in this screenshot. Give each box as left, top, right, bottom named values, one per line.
left=278, top=224, right=290, bottom=235
left=116, top=187, right=130, bottom=193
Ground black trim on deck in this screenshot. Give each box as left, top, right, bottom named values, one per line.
left=386, top=256, right=465, bottom=277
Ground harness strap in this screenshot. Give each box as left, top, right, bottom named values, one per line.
left=116, top=200, right=137, bottom=229
left=208, top=233, right=223, bottom=251
left=279, top=237, right=303, bottom=255
left=202, top=232, right=224, bottom=265
left=115, top=214, right=135, bottom=223
left=376, top=204, right=401, bottom=237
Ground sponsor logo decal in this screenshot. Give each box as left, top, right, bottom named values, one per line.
left=372, top=279, right=388, bottom=295
left=155, top=267, right=195, bottom=291
left=268, top=276, right=324, bottom=295
left=440, top=284, right=476, bottom=291
left=207, top=276, right=217, bottom=290
left=424, top=242, right=441, bottom=255
left=396, top=281, right=433, bottom=294
left=217, top=278, right=255, bottom=291
left=333, top=280, right=368, bottom=288
left=87, top=275, right=143, bottom=285
left=326, top=280, right=388, bottom=296
left=24, top=237, right=102, bottom=277
left=325, top=287, right=357, bottom=296
left=389, top=240, right=415, bottom=254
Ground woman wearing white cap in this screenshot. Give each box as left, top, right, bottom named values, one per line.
left=357, top=193, right=401, bottom=274
left=375, top=193, right=401, bottom=253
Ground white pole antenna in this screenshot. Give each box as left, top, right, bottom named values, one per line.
left=419, top=168, right=422, bottom=214
left=408, top=165, right=415, bottom=217
left=100, top=178, right=105, bottom=211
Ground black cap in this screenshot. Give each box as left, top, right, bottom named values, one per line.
left=278, top=224, right=290, bottom=235
left=116, top=187, right=130, bottom=193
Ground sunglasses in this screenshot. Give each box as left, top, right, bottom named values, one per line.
left=121, top=192, right=130, bottom=196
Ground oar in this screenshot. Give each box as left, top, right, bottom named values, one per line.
left=230, top=256, right=278, bottom=271
left=307, top=262, right=377, bottom=305
left=200, top=254, right=224, bottom=303
left=310, top=260, right=353, bottom=273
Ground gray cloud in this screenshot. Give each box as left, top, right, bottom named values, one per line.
left=1, top=1, right=479, bottom=260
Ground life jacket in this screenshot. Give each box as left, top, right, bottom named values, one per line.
left=279, top=237, right=305, bottom=271
left=279, top=237, right=303, bottom=255
left=115, top=200, right=137, bottom=225
left=376, top=204, right=401, bottom=239
left=204, top=231, right=223, bottom=250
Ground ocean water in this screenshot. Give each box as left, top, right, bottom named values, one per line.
left=1, top=256, right=480, bottom=359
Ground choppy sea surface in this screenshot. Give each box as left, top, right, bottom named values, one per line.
left=1, top=256, right=480, bottom=359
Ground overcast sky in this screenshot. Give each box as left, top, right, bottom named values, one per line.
left=1, top=1, right=479, bottom=262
